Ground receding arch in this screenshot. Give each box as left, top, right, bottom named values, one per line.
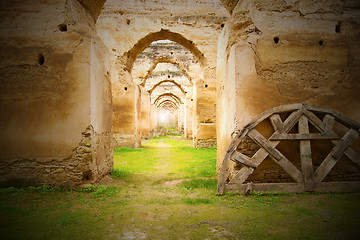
left=154, top=93, right=182, bottom=106
left=158, top=100, right=178, bottom=110
left=143, top=57, right=193, bottom=84
left=125, top=29, right=207, bottom=71
left=148, top=80, right=186, bottom=95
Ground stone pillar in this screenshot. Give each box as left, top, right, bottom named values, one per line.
left=178, top=103, right=185, bottom=134
left=0, top=0, right=112, bottom=188
left=134, top=85, right=142, bottom=148
left=140, top=88, right=150, bottom=139
left=193, top=75, right=217, bottom=148
left=185, top=92, right=193, bottom=139
left=150, top=103, right=158, bottom=133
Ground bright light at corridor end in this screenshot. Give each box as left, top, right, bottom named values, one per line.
left=159, top=110, right=170, bottom=122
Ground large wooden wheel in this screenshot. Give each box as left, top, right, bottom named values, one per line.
left=217, top=104, right=360, bottom=195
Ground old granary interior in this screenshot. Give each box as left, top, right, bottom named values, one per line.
left=1, top=0, right=360, bottom=238
left=0, top=0, right=360, bottom=240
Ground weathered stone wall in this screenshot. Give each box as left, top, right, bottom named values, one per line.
left=217, top=0, right=360, bottom=174
left=140, top=87, right=151, bottom=139
left=0, top=0, right=112, bottom=187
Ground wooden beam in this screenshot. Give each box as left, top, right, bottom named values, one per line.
left=270, top=132, right=340, bottom=140
left=224, top=182, right=360, bottom=194
left=248, top=129, right=304, bottom=183
left=323, top=114, right=335, bottom=133
left=303, top=109, right=326, bottom=132
left=217, top=128, right=249, bottom=195
left=270, top=114, right=285, bottom=133
left=283, top=109, right=303, bottom=132
left=299, top=115, right=314, bottom=190
left=314, top=129, right=359, bottom=182
left=229, top=167, right=254, bottom=184
left=230, top=151, right=258, bottom=168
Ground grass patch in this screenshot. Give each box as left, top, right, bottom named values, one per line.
left=182, top=197, right=212, bottom=205
left=1, top=137, right=360, bottom=240
left=93, top=185, right=118, bottom=198
left=180, top=178, right=218, bottom=189
left=110, top=168, right=131, bottom=178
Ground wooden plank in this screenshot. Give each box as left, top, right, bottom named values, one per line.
left=331, top=110, right=360, bottom=130
left=272, top=103, right=303, bottom=113
left=248, top=129, right=304, bottom=182
left=323, top=114, right=335, bottom=132
left=225, top=183, right=305, bottom=193
left=299, top=115, right=314, bottom=189
left=270, top=114, right=285, bottom=133
left=251, top=145, right=278, bottom=164
left=248, top=129, right=282, bottom=160
left=343, top=147, right=360, bottom=168
left=283, top=109, right=303, bottom=132
left=229, top=146, right=276, bottom=184
left=229, top=167, right=254, bottom=184
left=303, top=109, right=326, bottom=131
left=270, top=132, right=339, bottom=140
left=217, top=128, right=250, bottom=195
left=230, top=151, right=258, bottom=168
left=314, top=129, right=359, bottom=182
left=303, top=103, right=333, bottom=114
left=224, top=182, right=360, bottom=194
left=332, top=129, right=359, bottom=160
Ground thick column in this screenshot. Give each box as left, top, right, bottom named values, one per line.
left=193, top=73, right=217, bottom=148
left=185, top=92, right=193, bottom=139
left=140, top=89, right=150, bottom=139
left=0, top=0, right=112, bottom=188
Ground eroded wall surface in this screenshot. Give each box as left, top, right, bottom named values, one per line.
left=217, top=0, right=360, bottom=171
left=0, top=0, right=112, bottom=187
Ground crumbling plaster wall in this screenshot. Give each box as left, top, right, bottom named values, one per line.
left=0, top=0, right=113, bottom=187
left=217, top=0, right=360, bottom=169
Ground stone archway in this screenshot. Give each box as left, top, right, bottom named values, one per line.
left=148, top=80, right=187, bottom=95
left=142, top=58, right=193, bottom=85
left=125, top=29, right=207, bottom=72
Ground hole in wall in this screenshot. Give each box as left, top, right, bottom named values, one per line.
left=191, top=99, right=193, bottom=101
left=127, top=19, right=131, bottom=25
left=335, top=21, right=341, bottom=33
left=205, top=84, right=208, bottom=88
left=273, top=36, right=279, bottom=44
left=168, top=75, right=170, bottom=78
left=170, top=52, right=173, bottom=55
left=37, top=54, right=45, bottom=65
left=124, top=87, right=128, bottom=91
left=82, top=171, right=93, bottom=181
left=319, top=40, right=324, bottom=46
left=220, top=23, right=225, bottom=28
left=58, top=23, right=67, bottom=32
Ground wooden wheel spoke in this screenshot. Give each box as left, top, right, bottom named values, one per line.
left=270, top=114, right=285, bottom=133
left=218, top=104, right=360, bottom=195
left=314, top=129, right=359, bottom=182
left=231, top=151, right=258, bottom=168
left=248, top=129, right=303, bottom=182
left=229, top=167, right=254, bottom=184
left=299, top=115, right=314, bottom=189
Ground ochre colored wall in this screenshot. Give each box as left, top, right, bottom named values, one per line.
left=0, top=0, right=113, bottom=187
left=217, top=0, right=360, bottom=170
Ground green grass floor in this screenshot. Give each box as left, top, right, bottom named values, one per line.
left=1, top=137, right=360, bottom=239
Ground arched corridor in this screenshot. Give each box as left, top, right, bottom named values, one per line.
left=0, top=0, right=360, bottom=198
left=1, top=0, right=360, bottom=239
